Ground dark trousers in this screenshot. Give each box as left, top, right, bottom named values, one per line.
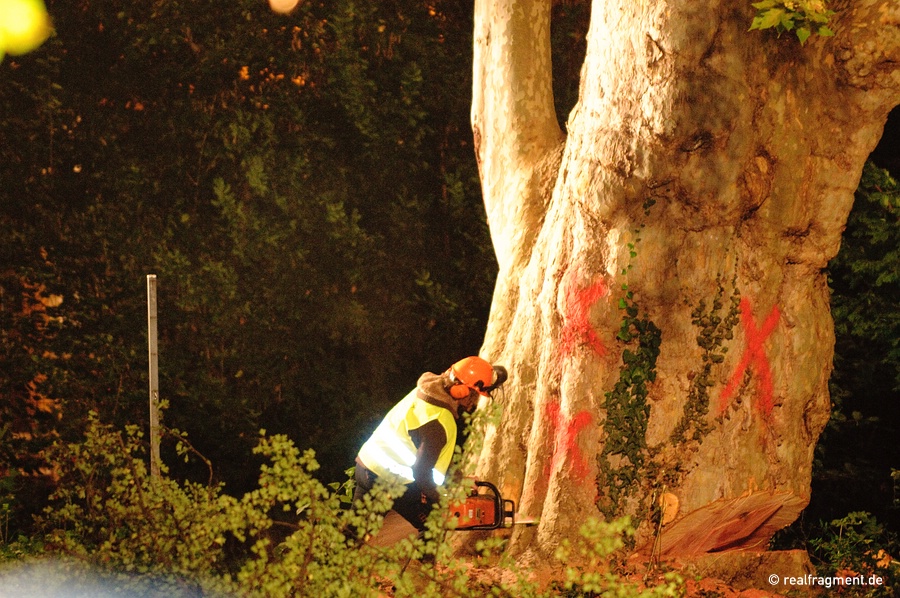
left=353, top=462, right=432, bottom=531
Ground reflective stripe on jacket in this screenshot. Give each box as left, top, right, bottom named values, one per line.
left=357, top=388, right=457, bottom=485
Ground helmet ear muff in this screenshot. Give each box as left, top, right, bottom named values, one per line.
left=450, top=383, right=471, bottom=400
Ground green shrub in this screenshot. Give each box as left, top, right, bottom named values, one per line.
left=809, top=511, right=900, bottom=596
left=555, top=517, right=682, bottom=597
left=23, top=414, right=683, bottom=597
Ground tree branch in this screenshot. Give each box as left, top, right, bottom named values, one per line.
left=472, top=0, right=563, bottom=272
left=832, top=0, right=900, bottom=104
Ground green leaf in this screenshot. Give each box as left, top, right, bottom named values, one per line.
left=758, top=8, right=787, bottom=29
left=796, top=27, right=812, bottom=44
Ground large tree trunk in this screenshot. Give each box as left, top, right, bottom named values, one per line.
left=470, top=0, right=900, bottom=562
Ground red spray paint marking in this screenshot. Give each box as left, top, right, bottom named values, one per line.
left=544, top=400, right=592, bottom=480
left=559, top=275, right=609, bottom=360
left=718, top=297, right=781, bottom=417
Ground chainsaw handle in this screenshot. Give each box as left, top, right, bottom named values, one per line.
left=502, top=498, right=515, bottom=526
left=473, top=480, right=498, bottom=493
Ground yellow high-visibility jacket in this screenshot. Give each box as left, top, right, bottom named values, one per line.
left=357, top=376, right=457, bottom=486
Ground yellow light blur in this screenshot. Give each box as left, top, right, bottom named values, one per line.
left=268, top=0, right=299, bottom=14
left=0, top=0, right=51, bottom=58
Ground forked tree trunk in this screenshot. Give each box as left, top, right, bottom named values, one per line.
left=470, top=0, right=900, bottom=562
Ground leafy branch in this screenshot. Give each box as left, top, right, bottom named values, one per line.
left=750, top=0, right=835, bottom=44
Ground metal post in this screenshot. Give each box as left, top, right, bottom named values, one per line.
left=147, top=274, right=161, bottom=479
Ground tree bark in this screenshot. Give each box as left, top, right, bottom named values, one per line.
left=470, top=0, right=900, bottom=562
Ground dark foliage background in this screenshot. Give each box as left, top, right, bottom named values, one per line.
left=0, top=0, right=495, bottom=523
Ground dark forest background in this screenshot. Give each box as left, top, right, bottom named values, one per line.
left=1, top=0, right=897, bottom=548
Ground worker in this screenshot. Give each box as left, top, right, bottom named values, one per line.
left=353, top=356, right=507, bottom=545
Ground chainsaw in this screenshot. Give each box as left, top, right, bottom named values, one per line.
left=447, top=480, right=538, bottom=530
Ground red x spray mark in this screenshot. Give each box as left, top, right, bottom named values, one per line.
left=545, top=400, right=592, bottom=480
left=559, top=274, right=608, bottom=360
left=718, top=298, right=781, bottom=417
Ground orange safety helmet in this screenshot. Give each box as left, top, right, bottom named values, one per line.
left=448, top=356, right=497, bottom=398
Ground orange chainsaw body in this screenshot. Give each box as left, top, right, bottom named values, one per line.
left=448, top=480, right=515, bottom=530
